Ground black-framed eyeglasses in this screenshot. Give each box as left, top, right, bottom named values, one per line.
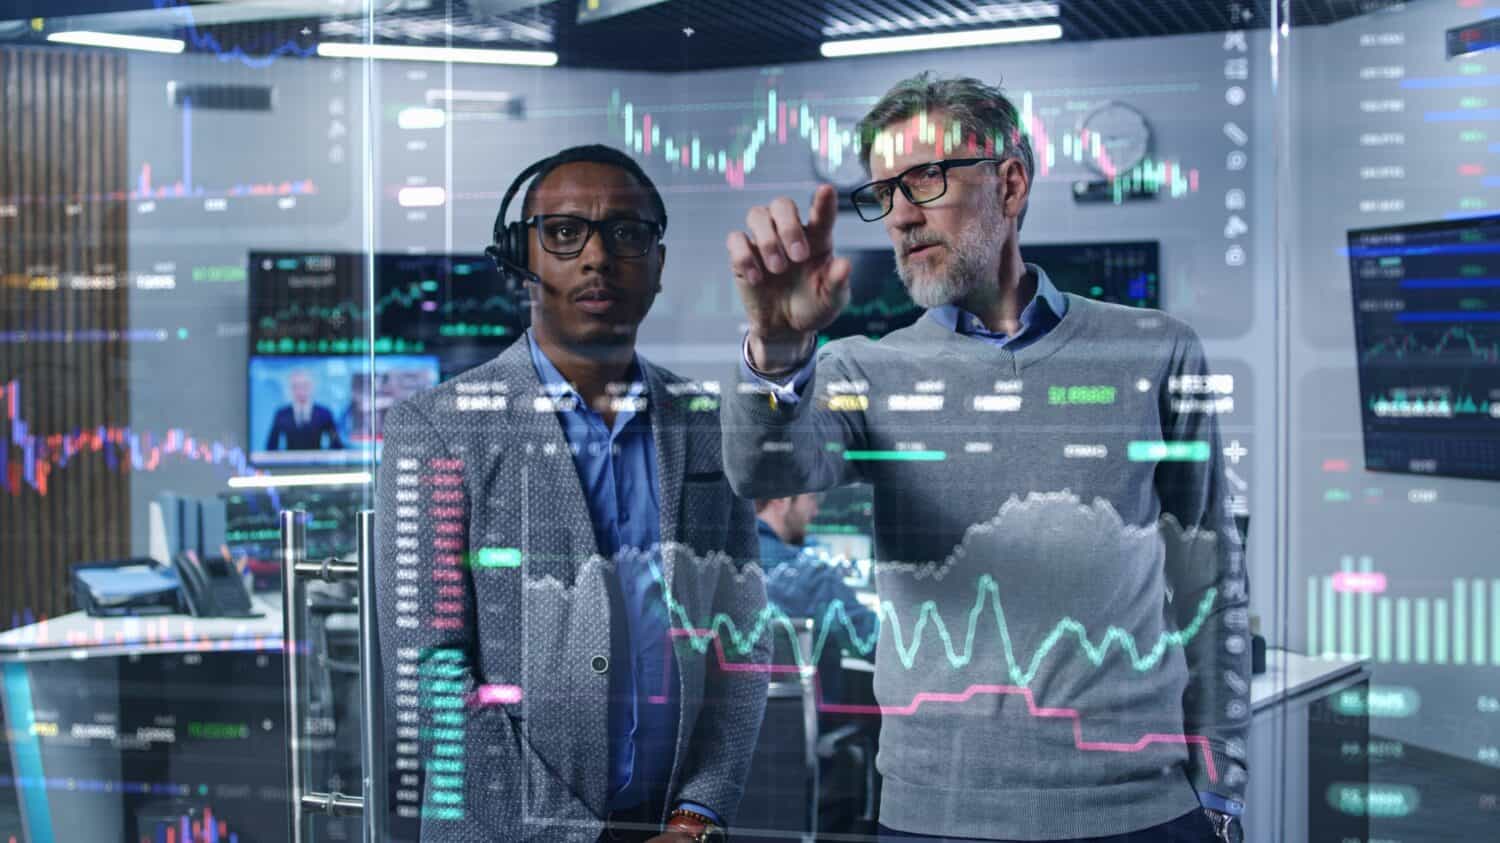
left=849, top=158, right=1003, bottom=222
left=526, top=214, right=664, bottom=258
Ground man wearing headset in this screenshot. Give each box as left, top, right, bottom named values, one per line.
left=375, top=144, right=769, bottom=843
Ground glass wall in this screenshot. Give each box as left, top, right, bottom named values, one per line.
left=0, top=1, right=1492, bottom=841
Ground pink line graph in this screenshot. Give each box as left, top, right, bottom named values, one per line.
left=668, top=627, right=1219, bottom=783
left=823, top=683, right=1218, bottom=784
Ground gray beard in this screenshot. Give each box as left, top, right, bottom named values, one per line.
left=895, top=199, right=1003, bottom=310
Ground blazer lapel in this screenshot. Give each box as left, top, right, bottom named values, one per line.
left=645, top=360, right=687, bottom=586
left=491, top=334, right=614, bottom=817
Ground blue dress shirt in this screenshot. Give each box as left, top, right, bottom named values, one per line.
left=923, top=264, right=1067, bottom=351
left=528, top=334, right=711, bottom=819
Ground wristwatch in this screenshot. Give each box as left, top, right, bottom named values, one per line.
left=1203, top=808, right=1243, bottom=843
left=667, top=808, right=727, bottom=843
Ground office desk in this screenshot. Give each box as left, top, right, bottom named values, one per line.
left=0, top=597, right=284, bottom=661
left=0, top=598, right=316, bottom=843
left=1246, top=649, right=1370, bottom=843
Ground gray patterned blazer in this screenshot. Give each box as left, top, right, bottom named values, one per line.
left=375, top=331, right=770, bottom=842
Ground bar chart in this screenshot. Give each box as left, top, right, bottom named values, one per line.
left=1307, top=556, right=1500, bottom=665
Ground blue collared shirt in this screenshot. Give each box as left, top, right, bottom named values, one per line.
left=527, top=334, right=688, bottom=815
left=924, top=264, right=1068, bottom=350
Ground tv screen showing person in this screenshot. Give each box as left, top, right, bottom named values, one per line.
left=249, top=355, right=439, bottom=466
left=264, top=368, right=343, bottom=452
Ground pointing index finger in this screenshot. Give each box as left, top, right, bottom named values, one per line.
left=805, top=184, right=840, bottom=254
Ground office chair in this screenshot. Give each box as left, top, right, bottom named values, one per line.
left=737, top=617, right=821, bottom=841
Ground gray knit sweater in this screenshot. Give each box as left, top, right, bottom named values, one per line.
left=722, top=294, right=1250, bottom=840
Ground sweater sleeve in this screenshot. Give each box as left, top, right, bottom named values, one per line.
left=721, top=340, right=872, bottom=500
left=1156, top=328, right=1251, bottom=812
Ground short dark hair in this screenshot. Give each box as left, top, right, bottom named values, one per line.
left=521, top=144, right=668, bottom=234
left=856, top=72, right=1035, bottom=229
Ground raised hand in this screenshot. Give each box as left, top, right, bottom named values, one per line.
left=726, top=184, right=852, bottom=372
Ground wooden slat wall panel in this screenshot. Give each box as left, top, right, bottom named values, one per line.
left=0, top=46, right=130, bottom=629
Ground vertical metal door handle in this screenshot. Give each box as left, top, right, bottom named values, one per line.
left=281, top=510, right=375, bottom=841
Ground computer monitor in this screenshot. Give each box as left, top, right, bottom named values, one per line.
left=373, top=252, right=527, bottom=376
left=224, top=485, right=368, bottom=590
left=1020, top=240, right=1160, bottom=309
left=822, top=241, right=1160, bottom=342
left=821, top=250, right=925, bottom=341
left=248, top=354, right=439, bottom=467
left=1348, top=214, right=1500, bottom=481
left=249, top=250, right=524, bottom=374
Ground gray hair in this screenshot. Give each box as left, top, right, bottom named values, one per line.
left=857, top=72, right=1035, bottom=229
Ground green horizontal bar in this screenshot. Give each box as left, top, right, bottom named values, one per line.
left=422, top=807, right=464, bottom=820
left=473, top=547, right=521, bottom=568
left=1127, top=440, right=1210, bottom=462
left=843, top=450, right=947, bottom=461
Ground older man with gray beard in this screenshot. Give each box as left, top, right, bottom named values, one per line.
left=720, top=73, right=1249, bottom=843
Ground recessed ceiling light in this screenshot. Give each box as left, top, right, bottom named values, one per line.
left=47, top=31, right=186, bottom=54
left=821, top=23, right=1063, bottom=58
left=316, top=42, right=557, bottom=67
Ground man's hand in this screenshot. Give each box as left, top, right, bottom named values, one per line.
left=726, top=184, right=853, bottom=373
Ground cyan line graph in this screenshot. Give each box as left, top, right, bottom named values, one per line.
left=1361, top=325, right=1499, bottom=362
left=840, top=294, right=922, bottom=320
left=652, top=555, right=1216, bottom=683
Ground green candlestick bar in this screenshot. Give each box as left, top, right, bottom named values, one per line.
left=842, top=450, right=948, bottom=461
left=1127, top=440, right=1210, bottom=462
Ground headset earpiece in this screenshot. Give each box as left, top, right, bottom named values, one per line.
left=488, top=156, right=554, bottom=297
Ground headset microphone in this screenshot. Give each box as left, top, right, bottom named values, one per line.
left=484, top=243, right=540, bottom=289
left=487, top=156, right=555, bottom=303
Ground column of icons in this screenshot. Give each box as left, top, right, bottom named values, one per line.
left=1222, top=6, right=1250, bottom=268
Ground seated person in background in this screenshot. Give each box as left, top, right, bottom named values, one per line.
left=756, top=493, right=879, bottom=700
left=265, top=369, right=343, bottom=451
left=759, top=494, right=883, bottom=832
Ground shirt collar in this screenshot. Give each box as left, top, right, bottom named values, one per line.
left=926, top=262, right=1067, bottom=338
left=526, top=331, right=649, bottom=426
